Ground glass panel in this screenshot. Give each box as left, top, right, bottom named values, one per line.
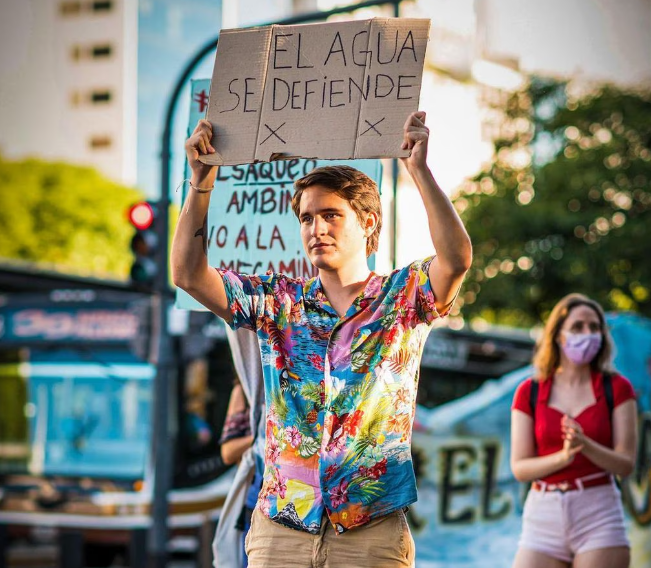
left=91, top=91, right=112, bottom=103
left=59, top=1, right=82, bottom=16
left=26, top=349, right=153, bottom=480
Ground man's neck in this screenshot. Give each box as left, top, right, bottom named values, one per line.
left=318, top=262, right=372, bottom=317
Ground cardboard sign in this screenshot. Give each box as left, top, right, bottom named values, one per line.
left=177, top=80, right=382, bottom=311
left=200, top=18, right=430, bottom=165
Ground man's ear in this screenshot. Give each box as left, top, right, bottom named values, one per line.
left=364, top=211, right=379, bottom=236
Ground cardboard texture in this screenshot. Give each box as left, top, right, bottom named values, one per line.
left=200, top=18, right=430, bottom=165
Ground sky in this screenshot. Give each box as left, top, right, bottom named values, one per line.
left=137, top=0, right=223, bottom=197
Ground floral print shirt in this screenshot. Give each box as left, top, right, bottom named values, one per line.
left=218, top=257, right=444, bottom=534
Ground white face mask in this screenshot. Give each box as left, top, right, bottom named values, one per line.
left=561, top=331, right=602, bottom=365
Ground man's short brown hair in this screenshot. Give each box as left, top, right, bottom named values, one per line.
left=292, top=165, right=382, bottom=258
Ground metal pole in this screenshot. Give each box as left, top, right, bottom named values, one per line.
left=148, top=144, right=178, bottom=566
left=153, top=2, right=405, bottom=566
left=391, top=0, right=401, bottom=270
left=59, top=531, right=83, bottom=568
left=147, top=33, right=189, bottom=567
left=147, top=296, right=175, bottom=568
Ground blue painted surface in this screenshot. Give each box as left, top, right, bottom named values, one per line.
left=26, top=349, right=154, bottom=479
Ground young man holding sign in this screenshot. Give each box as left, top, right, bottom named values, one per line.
left=172, top=111, right=472, bottom=567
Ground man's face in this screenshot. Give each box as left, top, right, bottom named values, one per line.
left=298, top=185, right=368, bottom=272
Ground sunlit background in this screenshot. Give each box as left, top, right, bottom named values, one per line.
left=1, top=0, right=649, bottom=329
left=1, top=2, right=651, bottom=568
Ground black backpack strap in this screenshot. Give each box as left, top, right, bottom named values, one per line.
left=529, top=379, right=539, bottom=418
left=603, top=371, right=614, bottom=416
left=528, top=379, right=539, bottom=458
left=602, top=371, right=620, bottom=489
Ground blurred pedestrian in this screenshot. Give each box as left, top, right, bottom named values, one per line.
left=220, top=379, right=254, bottom=466
left=511, top=293, right=637, bottom=568
left=184, top=358, right=215, bottom=451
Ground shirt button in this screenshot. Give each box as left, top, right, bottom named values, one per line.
left=330, top=365, right=335, bottom=371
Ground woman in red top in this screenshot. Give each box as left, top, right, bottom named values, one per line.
left=511, top=293, right=637, bottom=568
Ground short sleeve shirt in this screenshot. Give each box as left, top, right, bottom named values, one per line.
left=218, top=409, right=252, bottom=445
left=512, top=372, right=636, bottom=484
left=218, top=257, right=444, bottom=533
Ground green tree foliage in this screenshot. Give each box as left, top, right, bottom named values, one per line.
left=455, top=78, right=651, bottom=327
left=0, top=155, right=144, bottom=279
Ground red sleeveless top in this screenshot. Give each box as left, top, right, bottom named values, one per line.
left=512, top=371, right=635, bottom=484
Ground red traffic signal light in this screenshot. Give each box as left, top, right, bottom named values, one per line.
left=128, top=202, right=155, bottom=230
left=128, top=201, right=160, bottom=289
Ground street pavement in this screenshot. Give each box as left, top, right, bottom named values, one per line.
left=5, top=543, right=197, bottom=568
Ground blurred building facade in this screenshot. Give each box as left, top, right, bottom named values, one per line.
left=0, top=0, right=138, bottom=184
left=0, top=0, right=224, bottom=191
left=1, top=0, right=649, bottom=212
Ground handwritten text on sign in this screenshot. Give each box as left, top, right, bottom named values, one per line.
left=201, top=18, right=430, bottom=165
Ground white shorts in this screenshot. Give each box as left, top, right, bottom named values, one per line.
left=519, top=481, right=629, bottom=562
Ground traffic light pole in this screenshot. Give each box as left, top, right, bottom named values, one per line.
left=147, top=303, right=175, bottom=568
left=152, top=1, right=403, bottom=566
left=148, top=127, right=175, bottom=568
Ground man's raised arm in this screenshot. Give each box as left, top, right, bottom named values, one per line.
left=400, top=111, right=473, bottom=313
left=170, top=119, right=232, bottom=322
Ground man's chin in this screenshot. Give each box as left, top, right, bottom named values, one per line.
left=309, top=255, right=337, bottom=271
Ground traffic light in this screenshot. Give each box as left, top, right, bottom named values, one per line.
left=128, top=201, right=159, bottom=290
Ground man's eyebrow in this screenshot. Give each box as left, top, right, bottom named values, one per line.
left=300, top=207, right=344, bottom=217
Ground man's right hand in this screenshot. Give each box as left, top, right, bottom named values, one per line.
left=172, top=118, right=231, bottom=322
left=185, top=119, right=218, bottom=186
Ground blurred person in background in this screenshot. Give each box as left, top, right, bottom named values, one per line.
left=220, top=379, right=254, bottom=466
left=510, top=293, right=637, bottom=568
left=184, top=359, right=216, bottom=451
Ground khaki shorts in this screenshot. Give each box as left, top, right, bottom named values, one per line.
left=245, top=507, right=415, bottom=568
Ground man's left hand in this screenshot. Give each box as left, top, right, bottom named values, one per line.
left=400, top=111, right=429, bottom=172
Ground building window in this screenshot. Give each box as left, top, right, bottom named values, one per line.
left=90, top=91, right=112, bottom=103
left=69, top=90, right=114, bottom=105
left=89, top=136, right=112, bottom=150
left=92, top=45, right=112, bottom=58
left=70, top=44, right=113, bottom=61
left=91, top=0, right=113, bottom=12
left=59, top=1, right=82, bottom=15
left=61, top=0, right=113, bottom=15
